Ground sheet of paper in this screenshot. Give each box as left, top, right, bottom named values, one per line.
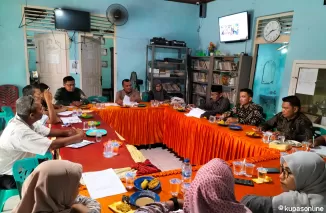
left=47, top=53, right=60, bottom=64
left=296, top=68, right=318, bottom=95
left=57, top=111, right=74, bottom=116
left=310, top=146, right=326, bottom=157
left=66, top=140, right=94, bottom=148
left=60, top=116, right=82, bottom=124
left=105, top=103, right=119, bottom=107
left=185, top=108, right=206, bottom=118
left=82, top=168, right=127, bottom=199
left=69, top=60, right=80, bottom=74
left=123, top=95, right=131, bottom=105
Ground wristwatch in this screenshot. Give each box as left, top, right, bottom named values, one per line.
left=169, top=197, right=180, bottom=211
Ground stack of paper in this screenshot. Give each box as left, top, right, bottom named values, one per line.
left=57, top=111, right=74, bottom=116
left=122, top=96, right=137, bottom=106
left=66, top=140, right=94, bottom=148
left=105, top=103, right=119, bottom=107
left=60, top=116, right=82, bottom=124
left=82, top=168, right=127, bottom=199
left=185, top=108, right=206, bottom=118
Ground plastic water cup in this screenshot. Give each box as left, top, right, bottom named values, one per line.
left=101, top=103, right=106, bottom=109
left=95, top=132, right=102, bottom=142
left=83, top=122, right=88, bottom=131
left=103, top=142, right=113, bottom=158
left=169, top=178, right=181, bottom=197
left=77, top=109, right=82, bottom=117
left=111, top=142, right=120, bottom=155
left=72, top=109, right=78, bottom=117
left=125, top=172, right=136, bottom=190
left=209, top=115, right=216, bottom=123
left=233, top=161, right=243, bottom=175
left=302, top=142, right=310, bottom=151
left=244, top=163, right=255, bottom=177
left=257, top=167, right=267, bottom=183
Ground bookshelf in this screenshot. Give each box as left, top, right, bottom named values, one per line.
left=189, top=55, right=252, bottom=106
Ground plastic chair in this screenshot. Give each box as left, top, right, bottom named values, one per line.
left=313, top=124, right=326, bottom=138
left=0, top=189, right=19, bottom=212
left=0, top=85, right=19, bottom=113
left=88, top=96, right=108, bottom=103
left=36, top=151, right=53, bottom=160
left=1, top=106, right=14, bottom=124
left=12, top=157, right=39, bottom=197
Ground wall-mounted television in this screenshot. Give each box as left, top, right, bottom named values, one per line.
left=54, top=8, right=91, bottom=32
left=218, top=11, right=249, bottom=43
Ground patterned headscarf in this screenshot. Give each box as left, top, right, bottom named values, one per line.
left=183, top=158, right=252, bottom=213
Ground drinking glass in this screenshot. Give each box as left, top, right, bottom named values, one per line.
left=257, top=168, right=267, bottom=183
left=89, top=121, right=96, bottom=130
left=302, top=142, right=310, bottom=151
left=244, top=163, right=255, bottom=178
left=96, top=103, right=101, bottom=109
left=233, top=161, right=243, bottom=175
left=77, top=109, right=82, bottom=117
left=125, top=172, right=136, bottom=190
left=262, top=133, right=271, bottom=144
left=101, top=103, right=106, bottom=109
left=209, top=115, right=216, bottom=123
left=83, top=122, right=88, bottom=131
left=111, top=142, right=120, bottom=155
left=72, top=109, right=78, bottom=117
left=169, top=178, right=181, bottom=197
left=95, top=132, right=102, bottom=142
left=278, top=135, right=285, bottom=143
left=103, top=142, right=113, bottom=158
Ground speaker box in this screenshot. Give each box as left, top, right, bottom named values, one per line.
left=199, top=3, right=207, bottom=18
left=324, top=0, right=326, bottom=5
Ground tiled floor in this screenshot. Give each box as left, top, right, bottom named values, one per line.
left=2, top=195, right=19, bottom=212
left=1, top=148, right=181, bottom=212
left=140, top=147, right=182, bottom=171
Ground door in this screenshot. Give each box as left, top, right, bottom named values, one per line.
left=252, top=43, right=287, bottom=119
left=81, top=36, right=102, bottom=96
left=34, top=33, right=68, bottom=94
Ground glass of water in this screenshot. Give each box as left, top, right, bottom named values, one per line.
left=95, top=131, right=102, bottom=142
left=233, top=161, right=243, bottom=175
left=77, top=109, right=82, bottom=117
left=209, top=115, right=216, bottom=123
left=72, top=109, right=78, bottom=117
left=83, top=122, right=88, bottom=131
left=169, top=178, right=181, bottom=197
left=125, top=172, right=136, bottom=190
left=244, top=163, right=255, bottom=177
left=103, top=141, right=113, bottom=158
left=302, top=142, right=310, bottom=151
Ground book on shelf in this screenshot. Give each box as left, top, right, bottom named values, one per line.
left=194, top=60, right=210, bottom=70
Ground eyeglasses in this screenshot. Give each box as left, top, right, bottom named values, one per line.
left=280, top=165, right=292, bottom=178
left=28, top=95, right=35, bottom=115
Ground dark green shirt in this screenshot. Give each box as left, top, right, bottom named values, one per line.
left=54, top=87, right=85, bottom=106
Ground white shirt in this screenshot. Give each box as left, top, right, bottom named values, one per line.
left=38, top=114, right=49, bottom=126
left=0, top=115, right=52, bottom=175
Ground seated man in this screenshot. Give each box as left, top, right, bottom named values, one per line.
left=54, top=76, right=87, bottom=106
left=115, top=79, right=141, bottom=105
left=200, top=85, right=230, bottom=118
left=225, top=88, right=264, bottom=126
left=23, top=84, right=61, bottom=124
left=0, top=96, right=84, bottom=189
left=260, top=96, right=313, bottom=142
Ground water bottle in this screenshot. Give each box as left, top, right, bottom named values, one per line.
left=181, top=158, right=192, bottom=192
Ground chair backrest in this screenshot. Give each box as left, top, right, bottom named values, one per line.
left=0, top=85, right=19, bottom=113
left=1, top=106, right=14, bottom=124
left=12, top=157, right=39, bottom=196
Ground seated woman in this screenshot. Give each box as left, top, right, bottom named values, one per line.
left=241, top=152, right=326, bottom=213
left=224, top=88, right=264, bottom=126
left=135, top=158, right=251, bottom=213
left=148, top=80, right=170, bottom=102
left=12, top=160, right=101, bottom=213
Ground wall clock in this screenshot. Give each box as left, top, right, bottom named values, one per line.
left=263, top=20, right=281, bottom=43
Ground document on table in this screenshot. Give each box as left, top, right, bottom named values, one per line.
left=185, top=108, right=206, bottom=118
left=310, top=146, right=326, bottom=157
left=82, top=168, right=127, bottom=199
left=105, top=103, right=119, bottom=107
left=60, top=116, right=82, bottom=124
left=123, top=95, right=131, bottom=105
left=57, top=111, right=74, bottom=116
left=66, top=140, right=94, bottom=148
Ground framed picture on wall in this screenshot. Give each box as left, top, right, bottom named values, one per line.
left=102, top=61, right=108, bottom=68
left=101, top=48, right=108, bottom=56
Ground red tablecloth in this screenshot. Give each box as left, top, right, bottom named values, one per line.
left=58, top=113, right=135, bottom=172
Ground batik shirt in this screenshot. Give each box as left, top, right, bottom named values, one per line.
left=230, top=102, right=264, bottom=126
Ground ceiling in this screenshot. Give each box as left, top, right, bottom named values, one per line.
left=166, top=0, right=214, bottom=4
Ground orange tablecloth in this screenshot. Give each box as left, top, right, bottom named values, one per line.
left=58, top=113, right=135, bottom=172
left=79, top=154, right=283, bottom=213
left=97, top=105, right=165, bottom=146
left=96, top=105, right=279, bottom=165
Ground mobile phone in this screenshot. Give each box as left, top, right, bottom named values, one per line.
left=265, top=168, right=280, bottom=174
left=234, top=178, right=254, bottom=187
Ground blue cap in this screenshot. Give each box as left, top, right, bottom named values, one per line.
left=184, top=158, right=190, bottom=163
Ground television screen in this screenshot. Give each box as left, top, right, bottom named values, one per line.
left=219, top=12, right=249, bottom=42
left=54, top=9, right=91, bottom=32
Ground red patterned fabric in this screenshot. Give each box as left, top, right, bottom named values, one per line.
left=132, top=159, right=161, bottom=176
left=0, top=85, right=19, bottom=113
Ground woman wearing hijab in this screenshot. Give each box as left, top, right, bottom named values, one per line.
left=12, top=160, right=100, bottom=213
left=135, top=158, right=251, bottom=213
left=241, top=152, right=326, bottom=213
left=148, top=80, right=170, bottom=102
